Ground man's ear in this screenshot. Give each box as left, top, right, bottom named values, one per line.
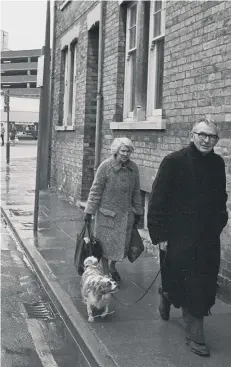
left=189, top=130, right=194, bottom=142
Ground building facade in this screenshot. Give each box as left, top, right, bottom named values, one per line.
left=1, top=48, right=41, bottom=97
left=51, top=0, right=231, bottom=300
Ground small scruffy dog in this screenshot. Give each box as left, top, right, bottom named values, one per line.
left=81, top=256, right=118, bottom=322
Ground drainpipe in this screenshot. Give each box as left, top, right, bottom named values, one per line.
left=94, top=0, right=104, bottom=174
left=47, top=1, right=57, bottom=186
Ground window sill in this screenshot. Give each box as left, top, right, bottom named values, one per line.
left=110, top=119, right=166, bottom=130
left=59, top=1, right=71, bottom=11
left=55, top=125, right=75, bottom=131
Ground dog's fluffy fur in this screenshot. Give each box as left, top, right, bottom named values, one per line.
left=81, top=256, right=118, bottom=322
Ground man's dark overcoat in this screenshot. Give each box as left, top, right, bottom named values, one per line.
left=148, top=143, right=228, bottom=317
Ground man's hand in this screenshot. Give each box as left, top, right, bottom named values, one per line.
left=159, top=241, right=168, bottom=251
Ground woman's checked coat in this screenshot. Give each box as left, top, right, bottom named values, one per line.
left=85, top=156, right=143, bottom=261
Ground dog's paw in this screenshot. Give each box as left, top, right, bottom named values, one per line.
left=88, top=315, right=94, bottom=322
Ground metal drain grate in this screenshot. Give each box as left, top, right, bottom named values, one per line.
left=23, top=300, right=56, bottom=320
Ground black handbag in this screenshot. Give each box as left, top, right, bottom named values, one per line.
left=74, top=222, right=103, bottom=276
left=127, top=228, right=144, bottom=263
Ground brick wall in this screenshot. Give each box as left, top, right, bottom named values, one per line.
left=51, top=1, right=98, bottom=202
left=162, top=0, right=231, bottom=302
left=51, top=0, right=231, bottom=301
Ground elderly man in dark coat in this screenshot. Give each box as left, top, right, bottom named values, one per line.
left=148, top=119, right=228, bottom=357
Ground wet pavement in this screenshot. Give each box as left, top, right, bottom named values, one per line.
left=1, top=156, right=231, bottom=367
left=0, top=139, right=37, bottom=160
left=1, top=218, right=91, bottom=367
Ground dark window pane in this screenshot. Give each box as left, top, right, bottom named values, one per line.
left=129, top=26, right=136, bottom=49
left=155, top=1, right=162, bottom=12
left=130, top=5, right=137, bottom=27
left=130, top=51, right=136, bottom=112
left=155, top=40, right=164, bottom=109
left=67, top=43, right=76, bottom=124
left=154, top=12, right=161, bottom=37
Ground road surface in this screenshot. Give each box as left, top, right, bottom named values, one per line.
left=1, top=217, right=92, bottom=367
left=1, top=139, right=37, bottom=160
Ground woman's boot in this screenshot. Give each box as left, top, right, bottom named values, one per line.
left=101, top=257, right=110, bottom=275
left=109, top=261, right=121, bottom=281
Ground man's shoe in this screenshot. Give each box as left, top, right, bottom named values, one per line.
left=186, top=340, right=210, bottom=357
left=158, top=287, right=171, bottom=321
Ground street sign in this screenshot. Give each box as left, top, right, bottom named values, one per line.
left=4, top=92, right=9, bottom=104
left=37, top=55, right=44, bottom=87
left=4, top=90, right=10, bottom=112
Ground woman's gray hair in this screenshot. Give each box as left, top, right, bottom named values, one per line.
left=110, top=137, right=135, bottom=156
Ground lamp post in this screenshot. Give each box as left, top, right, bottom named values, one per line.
left=34, top=0, right=51, bottom=232
left=4, top=89, right=10, bottom=164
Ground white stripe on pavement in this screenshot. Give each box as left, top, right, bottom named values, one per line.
left=26, top=318, right=59, bottom=367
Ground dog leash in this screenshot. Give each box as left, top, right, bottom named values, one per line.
left=111, top=250, right=167, bottom=306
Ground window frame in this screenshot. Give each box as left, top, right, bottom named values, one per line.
left=123, top=1, right=138, bottom=121
left=59, top=0, right=71, bottom=11
left=147, top=0, right=166, bottom=120
left=57, top=40, right=78, bottom=131
left=71, top=42, right=77, bottom=125
left=62, top=47, right=69, bottom=127
left=114, top=0, right=166, bottom=130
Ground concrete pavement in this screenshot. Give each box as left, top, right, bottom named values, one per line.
left=1, top=156, right=231, bottom=367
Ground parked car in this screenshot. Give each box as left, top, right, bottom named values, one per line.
left=17, top=131, right=38, bottom=140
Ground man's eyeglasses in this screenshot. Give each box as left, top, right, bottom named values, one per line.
left=193, top=132, right=218, bottom=141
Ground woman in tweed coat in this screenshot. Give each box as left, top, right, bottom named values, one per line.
left=84, top=137, right=143, bottom=281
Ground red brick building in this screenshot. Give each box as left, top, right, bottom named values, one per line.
left=50, top=1, right=231, bottom=300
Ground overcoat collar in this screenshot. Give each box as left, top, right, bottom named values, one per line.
left=110, top=156, right=134, bottom=172
left=188, top=142, right=214, bottom=160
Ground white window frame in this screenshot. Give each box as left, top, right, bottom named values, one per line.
left=57, top=41, right=78, bottom=131
left=147, top=0, right=166, bottom=120
left=63, top=47, right=69, bottom=127
left=123, top=1, right=138, bottom=121
left=59, top=0, right=71, bottom=11
left=71, top=43, right=77, bottom=125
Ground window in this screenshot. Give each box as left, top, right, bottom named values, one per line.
left=68, top=42, right=77, bottom=125
left=147, top=0, right=166, bottom=118
left=120, top=0, right=166, bottom=129
left=124, top=2, right=137, bottom=120
left=62, top=47, right=68, bottom=125
left=60, top=0, right=71, bottom=11
left=61, top=42, right=77, bottom=128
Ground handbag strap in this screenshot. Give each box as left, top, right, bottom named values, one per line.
left=80, top=222, right=88, bottom=238
left=86, top=222, right=93, bottom=240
